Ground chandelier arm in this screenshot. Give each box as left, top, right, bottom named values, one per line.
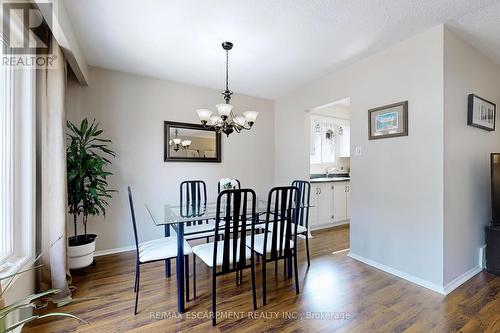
left=202, top=116, right=225, bottom=130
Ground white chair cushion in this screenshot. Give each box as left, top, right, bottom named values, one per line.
left=138, top=237, right=192, bottom=263
left=263, top=222, right=307, bottom=235
left=246, top=233, right=294, bottom=255
left=192, top=239, right=252, bottom=267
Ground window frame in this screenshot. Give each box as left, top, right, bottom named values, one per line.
left=0, top=34, right=36, bottom=287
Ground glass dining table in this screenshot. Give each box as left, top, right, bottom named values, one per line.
left=147, top=199, right=311, bottom=313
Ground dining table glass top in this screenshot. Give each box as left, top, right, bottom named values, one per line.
left=147, top=200, right=313, bottom=226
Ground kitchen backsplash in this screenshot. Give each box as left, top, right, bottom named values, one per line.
left=310, top=157, right=350, bottom=175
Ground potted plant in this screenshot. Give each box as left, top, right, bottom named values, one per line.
left=220, top=178, right=238, bottom=190
left=1, top=235, right=88, bottom=332
left=67, top=119, right=116, bottom=270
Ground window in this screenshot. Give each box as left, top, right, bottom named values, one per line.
left=0, top=42, right=35, bottom=280
left=0, top=63, right=14, bottom=264
left=310, top=116, right=336, bottom=164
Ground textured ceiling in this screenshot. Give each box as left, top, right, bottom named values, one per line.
left=63, top=0, right=499, bottom=99
left=448, top=1, right=500, bottom=65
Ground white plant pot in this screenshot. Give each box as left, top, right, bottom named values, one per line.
left=68, top=235, right=96, bottom=269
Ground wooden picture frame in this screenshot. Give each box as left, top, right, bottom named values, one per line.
left=164, top=121, right=221, bottom=162
left=368, top=101, right=408, bottom=140
left=468, top=94, right=496, bottom=131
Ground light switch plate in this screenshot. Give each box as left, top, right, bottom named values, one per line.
left=355, top=146, right=362, bottom=156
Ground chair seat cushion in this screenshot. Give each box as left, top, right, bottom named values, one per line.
left=192, top=239, right=252, bottom=267
left=139, top=237, right=192, bottom=263
left=246, top=233, right=294, bottom=255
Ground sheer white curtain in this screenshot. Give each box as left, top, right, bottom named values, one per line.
left=37, top=35, right=71, bottom=301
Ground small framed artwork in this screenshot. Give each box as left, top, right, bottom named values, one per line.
left=468, top=94, right=496, bottom=131
left=368, top=101, right=408, bottom=140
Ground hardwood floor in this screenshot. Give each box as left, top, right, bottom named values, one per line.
left=24, top=225, right=500, bottom=333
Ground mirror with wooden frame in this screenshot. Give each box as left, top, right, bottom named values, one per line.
left=164, top=121, right=221, bottom=162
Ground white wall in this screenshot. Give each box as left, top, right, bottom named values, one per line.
left=275, top=26, right=445, bottom=287
left=66, top=67, right=274, bottom=252
left=443, top=28, right=500, bottom=285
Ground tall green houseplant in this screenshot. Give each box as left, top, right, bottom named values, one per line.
left=67, top=119, right=116, bottom=249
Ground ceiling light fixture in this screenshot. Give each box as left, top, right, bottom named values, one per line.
left=196, top=41, right=258, bottom=137
left=169, top=129, right=191, bottom=151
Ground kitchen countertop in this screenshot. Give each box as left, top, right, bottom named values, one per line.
left=310, top=177, right=350, bottom=183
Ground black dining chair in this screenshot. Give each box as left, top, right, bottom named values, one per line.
left=292, top=180, right=312, bottom=266
left=191, top=188, right=257, bottom=326
left=128, top=187, right=192, bottom=314
left=217, top=178, right=241, bottom=193
left=163, top=180, right=213, bottom=277
left=247, top=186, right=300, bottom=305
left=180, top=180, right=219, bottom=240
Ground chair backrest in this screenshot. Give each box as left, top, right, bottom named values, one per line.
left=263, top=186, right=300, bottom=261
left=127, top=186, right=140, bottom=258
left=292, top=180, right=311, bottom=228
left=213, top=188, right=256, bottom=274
left=217, top=178, right=241, bottom=193
left=180, top=180, right=207, bottom=223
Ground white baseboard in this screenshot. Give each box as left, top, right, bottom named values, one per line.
left=310, top=221, right=349, bottom=231
left=94, top=245, right=135, bottom=257
left=347, top=252, right=446, bottom=295
left=443, top=265, right=483, bottom=295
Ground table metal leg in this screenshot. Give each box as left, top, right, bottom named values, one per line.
left=176, top=223, right=185, bottom=313
left=165, top=225, right=171, bottom=277
left=287, top=256, right=293, bottom=278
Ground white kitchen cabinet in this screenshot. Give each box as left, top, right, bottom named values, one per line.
left=333, top=182, right=348, bottom=222
left=309, top=183, right=332, bottom=227
left=346, top=184, right=351, bottom=219
left=308, top=185, right=319, bottom=227
left=309, top=181, right=350, bottom=230
left=317, top=183, right=334, bottom=225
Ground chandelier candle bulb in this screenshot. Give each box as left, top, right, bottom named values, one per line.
left=196, top=109, right=212, bottom=125
left=234, top=115, right=246, bottom=126
left=243, top=111, right=259, bottom=125
left=216, top=103, right=233, bottom=117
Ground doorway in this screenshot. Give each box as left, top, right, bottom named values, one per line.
left=307, top=97, right=351, bottom=252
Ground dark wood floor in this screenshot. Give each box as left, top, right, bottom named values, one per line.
left=24, top=225, right=500, bottom=333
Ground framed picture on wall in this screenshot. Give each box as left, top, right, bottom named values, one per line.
left=368, top=101, right=408, bottom=140
left=468, top=94, right=496, bottom=131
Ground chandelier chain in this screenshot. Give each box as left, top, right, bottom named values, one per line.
left=225, top=49, right=229, bottom=93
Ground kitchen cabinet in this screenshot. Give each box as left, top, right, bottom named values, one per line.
left=317, top=184, right=334, bottom=225
left=309, top=183, right=332, bottom=227
left=333, top=183, right=347, bottom=222
left=346, top=183, right=351, bottom=219
left=309, top=181, right=350, bottom=230
left=309, top=185, right=319, bottom=227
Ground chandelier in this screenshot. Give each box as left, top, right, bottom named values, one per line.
left=196, top=41, right=258, bottom=137
left=169, top=129, right=191, bottom=151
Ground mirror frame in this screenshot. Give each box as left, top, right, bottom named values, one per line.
left=164, top=121, right=221, bottom=163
